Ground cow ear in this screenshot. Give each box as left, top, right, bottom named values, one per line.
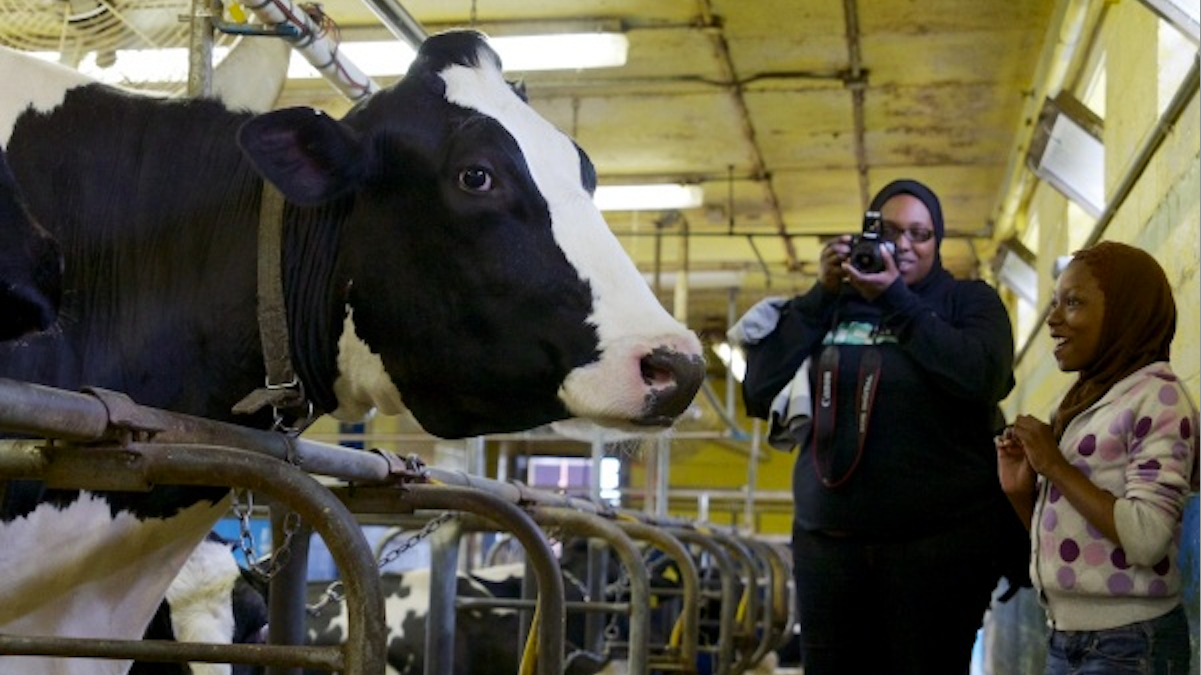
left=237, top=107, right=367, bottom=206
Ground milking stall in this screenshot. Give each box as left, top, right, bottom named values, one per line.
left=0, top=0, right=1197, bottom=674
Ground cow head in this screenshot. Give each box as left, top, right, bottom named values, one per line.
left=238, top=30, right=705, bottom=438
left=0, top=146, right=61, bottom=341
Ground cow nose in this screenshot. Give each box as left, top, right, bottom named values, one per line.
left=637, top=346, right=705, bottom=425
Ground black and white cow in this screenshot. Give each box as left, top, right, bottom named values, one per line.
left=131, top=535, right=269, bottom=675
left=0, top=145, right=61, bottom=340
left=0, top=30, right=705, bottom=675
left=302, top=562, right=605, bottom=675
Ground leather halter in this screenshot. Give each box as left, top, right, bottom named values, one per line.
left=232, top=182, right=315, bottom=433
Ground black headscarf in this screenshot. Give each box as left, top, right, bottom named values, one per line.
left=839, top=179, right=955, bottom=317
left=868, top=178, right=948, bottom=282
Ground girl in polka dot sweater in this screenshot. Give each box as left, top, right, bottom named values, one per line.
left=996, top=241, right=1198, bottom=674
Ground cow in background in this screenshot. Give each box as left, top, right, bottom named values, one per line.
left=302, top=562, right=606, bottom=675
left=0, top=145, right=60, bottom=340
left=131, top=535, right=269, bottom=675
left=0, top=29, right=704, bottom=675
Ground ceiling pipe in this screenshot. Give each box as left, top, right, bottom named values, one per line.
left=695, top=0, right=799, bottom=271
left=357, top=0, right=429, bottom=46
left=243, top=0, right=380, bottom=100
left=841, top=0, right=871, bottom=210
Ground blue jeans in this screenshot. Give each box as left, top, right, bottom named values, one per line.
left=1045, top=605, right=1192, bottom=675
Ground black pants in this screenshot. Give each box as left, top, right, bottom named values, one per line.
left=791, top=514, right=1001, bottom=675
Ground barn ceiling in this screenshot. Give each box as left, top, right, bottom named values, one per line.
left=2, top=0, right=1061, bottom=345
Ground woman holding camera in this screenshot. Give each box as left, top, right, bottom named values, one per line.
left=740, top=179, right=1020, bottom=674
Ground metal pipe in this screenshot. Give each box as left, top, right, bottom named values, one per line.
left=0, top=378, right=392, bottom=482
left=612, top=520, right=700, bottom=672
left=0, top=442, right=387, bottom=675
left=841, top=0, right=870, bottom=208
left=665, top=527, right=738, bottom=675
left=266, top=508, right=314, bottom=675
left=425, top=518, right=463, bottom=675
left=358, top=0, right=429, bottom=47
left=742, top=419, right=761, bottom=533
left=187, top=0, right=215, bottom=97
left=705, top=530, right=760, bottom=674
left=0, top=636, right=343, bottom=671
left=241, top=0, right=379, bottom=100
left=529, top=507, right=651, bottom=675
left=673, top=216, right=690, bottom=324
left=743, top=539, right=793, bottom=657
left=399, top=485, right=565, bottom=675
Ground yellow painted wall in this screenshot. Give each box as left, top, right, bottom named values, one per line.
left=1004, top=1, right=1200, bottom=422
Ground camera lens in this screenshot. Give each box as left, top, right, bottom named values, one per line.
left=850, top=239, right=884, bottom=273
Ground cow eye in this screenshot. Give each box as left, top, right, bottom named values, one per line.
left=458, top=166, right=493, bottom=193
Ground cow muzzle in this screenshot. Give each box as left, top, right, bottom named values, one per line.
left=559, top=331, right=705, bottom=429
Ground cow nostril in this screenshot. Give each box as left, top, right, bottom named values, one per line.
left=637, top=347, right=705, bottom=424
left=640, top=355, right=674, bottom=388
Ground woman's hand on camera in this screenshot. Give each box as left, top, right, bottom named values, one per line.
left=820, top=235, right=852, bottom=291
left=842, top=245, right=900, bottom=300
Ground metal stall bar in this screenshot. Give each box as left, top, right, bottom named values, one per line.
left=0, top=442, right=386, bottom=675
left=527, top=506, right=651, bottom=675
left=664, top=528, right=739, bottom=675
left=425, top=516, right=463, bottom=675
left=328, top=481, right=567, bottom=675
left=266, top=506, right=314, bottom=675
left=767, top=542, right=799, bottom=653
left=742, top=538, right=792, bottom=661
left=612, top=518, right=701, bottom=674
left=0, top=378, right=391, bottom=482
left=704, top=531, right=760, bottom=675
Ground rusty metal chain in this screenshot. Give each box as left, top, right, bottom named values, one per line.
left=306, top=511, right=457, bottom=617
left=232, top=489, right=302, bottom=582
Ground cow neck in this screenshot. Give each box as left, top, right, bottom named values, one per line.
left=232, top=182, right=315, bottom=433
left=277, top=192, right=351, bottom=422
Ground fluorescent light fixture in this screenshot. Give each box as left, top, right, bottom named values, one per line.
left=594, top=184, right=704, bottom=212
left=288, top=32, right=626, bottom=79
left=1026, top=93, right=1105, bottom=218
left=491, top=32, right=628, bottom=71
left=31, top=31, right=628, bottom=84
left=992, top=239, right=1038, bottom=305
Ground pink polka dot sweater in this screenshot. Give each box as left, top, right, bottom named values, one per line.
left=1032, top=362, right=1199, bottom=631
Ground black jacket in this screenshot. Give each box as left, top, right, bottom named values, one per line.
left=743, top=270, right=1016, bottom=538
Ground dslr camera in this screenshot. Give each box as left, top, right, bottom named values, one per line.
left=848, top=210, right=895, bottom=273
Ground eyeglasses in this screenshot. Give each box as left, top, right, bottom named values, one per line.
left=882, top=224, right=935, bottom=243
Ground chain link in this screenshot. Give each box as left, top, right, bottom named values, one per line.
left=306, top=511, right=457, bottom=617
left=232, top=490, right=303, bottom=582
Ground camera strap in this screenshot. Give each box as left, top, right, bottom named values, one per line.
left=811, top=344, right=883, bottom=488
